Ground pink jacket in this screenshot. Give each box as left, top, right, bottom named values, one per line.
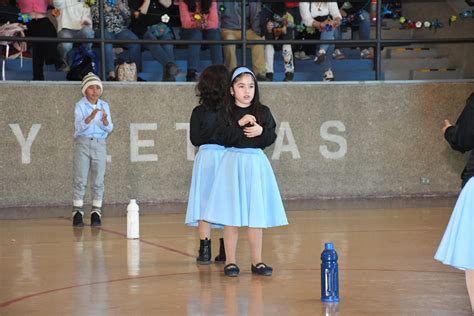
left=17, top=0, right=48, bottom=14
left=179, top=1, right=219, bottom=30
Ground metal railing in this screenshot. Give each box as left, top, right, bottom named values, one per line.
left=1, top=0, right=473, bottom=81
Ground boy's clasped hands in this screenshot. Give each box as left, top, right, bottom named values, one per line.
left=85, top=108, right=109, bottom=126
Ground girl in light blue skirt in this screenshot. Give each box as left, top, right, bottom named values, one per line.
left=203, top=67, right=288, bottom=277
left=434, top=93, right=474, bottom=312
left=185, top=65, right=229, bottom=265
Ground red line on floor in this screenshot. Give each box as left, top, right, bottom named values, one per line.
left=0, top=272, right=195, bottom=308
left=0, top=268, right=462, bottom=308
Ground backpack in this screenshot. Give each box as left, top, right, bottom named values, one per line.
left=67, top=47, right=99, bottom=81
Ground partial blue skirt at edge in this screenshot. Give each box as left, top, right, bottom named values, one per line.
left=202, top=148, right=288, bottom=228
left=434, top=177, right=474, bottom=270
left=185, top=144, right=225, bottom=228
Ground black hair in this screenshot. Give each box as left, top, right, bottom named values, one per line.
left=223, top=67, right=264, bottom=124
left=196, top=64, right=229, bottom=111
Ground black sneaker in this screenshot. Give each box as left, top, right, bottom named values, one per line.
left=72, top=208, right=84, bottom=227
left=90, top=209, right=102, bottom=227
left=283, top=72, right=294, bottom=81
left=265, top=72, right=274, bottom=81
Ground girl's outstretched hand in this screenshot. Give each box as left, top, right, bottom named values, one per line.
left=244, top=123, right=263, bottom=138
left=238, top=114, right=256, bottom=127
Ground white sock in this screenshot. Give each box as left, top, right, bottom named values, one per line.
left=92, top=200, right=102, bottom=208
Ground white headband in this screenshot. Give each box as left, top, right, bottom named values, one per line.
left=231, top=67, right=256, bottom=82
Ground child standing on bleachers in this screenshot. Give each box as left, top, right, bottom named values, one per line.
left=261, top=2, right=295, bottom=81
left=72, top=72, right=114, bottom=227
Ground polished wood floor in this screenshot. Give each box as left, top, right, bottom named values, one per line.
left=0, top=199, right=472, bottom=315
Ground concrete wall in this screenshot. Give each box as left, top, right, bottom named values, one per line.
left=1, top=81, right=473, bottom=207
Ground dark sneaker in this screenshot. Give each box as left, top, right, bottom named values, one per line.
left=186, top=69, right=198, bottom=82
left=283, top=72, right=294, bottom=81
left=251, top=262, right=273, bottom=276
left=265, top=72, right=274, bottom=81
left=314, top=49, right=326, bottom=64
left=90, top=209, right=102, bottom=227
left=224, top=263, right=240, bottom=277
left=72, top=209, right=84, bottom=227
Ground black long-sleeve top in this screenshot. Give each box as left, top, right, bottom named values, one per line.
left=189, top=105, right=220, bottom=146
left=444, top=93, right=474, bottom=188
left=129, top=0, right=170, bottom=38
left=215, top=104, right=277, bottom=149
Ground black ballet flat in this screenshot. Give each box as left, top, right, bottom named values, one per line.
left=251, top=262, right=273, bottom=276
left=224, top=263, right=240, bottom=277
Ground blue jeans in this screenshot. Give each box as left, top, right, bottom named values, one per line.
left=335, top=10, right=370, bottom=49
left=143, top=29, right=174, bottom=67
left=58, top=27, right=94, bottom=66
left=319, top=29, right=335, bottom=71
left=180, top=28, right=223, bottom=71
left=97, top=29, right=142, bottom=74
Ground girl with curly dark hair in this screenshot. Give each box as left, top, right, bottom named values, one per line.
left=185, top=64, right=229, bottom=265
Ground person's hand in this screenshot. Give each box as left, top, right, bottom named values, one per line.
left=85, top=108, right=100, bottom=124
left=333, top=18, right=341, bottom=28
left=101, top=110, right=109, bottom=126
left=244, top=122, right=263, bottom=138
left=266, top=21, right=274, bottom=33
left=442, top=119, right=452, bottom=134
left=238, top=114, right=256, bottom=127
left=340, top=9, right=347, bottom=17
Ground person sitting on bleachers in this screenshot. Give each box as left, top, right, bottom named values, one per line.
left=91, top=0, right=142, bottom=81
left=219, top=0, right=268, bottom=81
left=299, top=1, right=341, bottom=81
left=261, top=2, right=295, bottom=82
left=52, top=0, right=95, bottom=72
left=129, top=0, right=178, bottom=82
left=333, top=1, right=372, bottom=60
left=178, top=0, right=223, bottom=82
left=17, top=0, right=63, bottom=80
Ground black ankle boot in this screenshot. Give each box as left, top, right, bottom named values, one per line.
left=196, top=238, right=211, bottom=265
left=214, top=238, right=226, bottom=263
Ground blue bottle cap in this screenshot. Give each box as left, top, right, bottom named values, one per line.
left=325, top=242, right=334, bottom=250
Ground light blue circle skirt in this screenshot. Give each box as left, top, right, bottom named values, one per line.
left=203, top=148, right=288, bottom=228
left=434, top=177, right=474, bottom=270
left=185, top=144, right=226, bottom=228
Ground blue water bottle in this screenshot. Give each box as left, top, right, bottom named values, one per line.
left=321, top=242, right=339, bottom=302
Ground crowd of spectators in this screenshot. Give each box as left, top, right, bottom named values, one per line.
left=0, top=0, right=376, bottom=82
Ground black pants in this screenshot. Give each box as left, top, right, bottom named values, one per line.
left=25, top=18, right=60, bottom=80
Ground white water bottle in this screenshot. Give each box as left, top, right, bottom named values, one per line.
left=127, top=199, right=140, bottom=239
